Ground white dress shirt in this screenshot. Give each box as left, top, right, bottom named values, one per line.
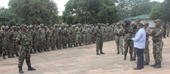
left=132, top=28, right=146, bottom=49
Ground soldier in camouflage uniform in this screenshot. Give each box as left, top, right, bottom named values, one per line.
left=76, top=24, right=82, bottom=46
left=95, top=24, right=104, bottom=55
left=17, top=25, right=35, bottom=73
left=144, top=23, right=150, bottom=65
left=114, top=23, right=124, bottom=55
left=123, top=21, right=134, bottom=61
left=150, top=19, right=164, bottom=68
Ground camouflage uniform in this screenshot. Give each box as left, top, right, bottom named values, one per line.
left=17, top=27, right=35, bottom=73
left=123, top=23, right=134, bottom=60
left=114, top=24, right=124, bottom=54
left=151, top=24, right=164, bottom=68
left=95, top=25, right=104, bottom=55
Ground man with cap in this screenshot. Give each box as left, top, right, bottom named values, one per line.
left=17, top=25, right=36, bottom=73
left=95, top=24, right=104, bottom=55
left=114, top=22, right=124, bottom=55
left=150, top=19, right=164, bottom=68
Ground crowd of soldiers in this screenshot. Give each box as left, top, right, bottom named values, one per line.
left=0, top=24, right=115, bottom=60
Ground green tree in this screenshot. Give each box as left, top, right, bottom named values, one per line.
left=9, top=0, right=59, bottom=25
left=117, top=0, right=160, bottom=19
left=161, top=0, right=170, bottom=21
left=150, top=4, right=163, bottom=19
left=63, top=0, right=118, bottom=24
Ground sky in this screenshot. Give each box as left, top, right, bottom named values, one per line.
left=0, top=0, right=164, bottom=15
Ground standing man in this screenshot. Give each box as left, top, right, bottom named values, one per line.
left=17, top=25, right=36, bottom=73
left=144, top=23, right=150, bottom=65
left=114, top=23, right=124, bottom=55
left=150, top=19, right=164, bottom=68
left=132, top=23, right=146, bottom=70
left=95, top=24, right=104, bottom=55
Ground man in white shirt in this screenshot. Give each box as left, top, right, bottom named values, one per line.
left=132, top=23, right=146, bottom=70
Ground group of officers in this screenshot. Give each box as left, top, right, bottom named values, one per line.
left=0, top=19, right=169, bottom=73
left=114, top=19, right=169, bottom=69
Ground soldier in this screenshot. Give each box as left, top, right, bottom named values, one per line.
left=76, top=24, right=82, bottom=46
left=114, top=23, right=124, bottom=55
left=144, top=23, right=150, bottom=65
left=123, top=21, right=134, bottom=61
left=95, top=24, right=104, bottom=55
left=150, top=19, right=164, bottom=68
left=17, top=25, right=35, bottom=73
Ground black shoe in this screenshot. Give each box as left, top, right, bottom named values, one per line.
left=124, top=57, right=126, bottom=60
left=154, top=64, right=161, bottom=68
left=19, top=67, right=24, bottom=73
left=144, top=62, right=149, bottom=65
left=151, top=63, right=157, bottom=67
left=133, top=68, right=142, bottom=70
left=28, top=67, right=36, bottom=71
left=100, top=52, right=105, bottom=55
left=117, top=52, right=120, bottom=54
left=96, top=53, right=100, bottom=55
left=131, top=58, right=136, bottom=61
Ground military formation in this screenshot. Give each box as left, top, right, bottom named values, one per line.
left=0, top=23, right=115, bottom=59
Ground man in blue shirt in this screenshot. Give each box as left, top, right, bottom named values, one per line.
left=132, top=23, right=146, bottom=70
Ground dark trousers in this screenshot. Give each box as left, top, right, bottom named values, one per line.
left=136, top=48, right=144, bottom=68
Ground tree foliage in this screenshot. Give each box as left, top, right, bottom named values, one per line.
left=150, top=0, right=170, bottom=22
left=117, top=0, right=160, bottom=19
left=63, top=0, right=119, bottom=24
left=9, top=0, right=59, bottom=25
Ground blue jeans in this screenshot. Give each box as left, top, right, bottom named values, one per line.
left=136, top=48, right=144, bottom=68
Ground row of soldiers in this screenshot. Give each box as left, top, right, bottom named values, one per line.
left=0, top=24, right=115, bottom=59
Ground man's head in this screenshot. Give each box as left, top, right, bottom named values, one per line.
left=155, top=19, right=161, bottom=27
left=144, top=23, right=149, bottom=29
left=137, top=23, right=144, bottom=29
left=136, top=19, right=141, bottom=24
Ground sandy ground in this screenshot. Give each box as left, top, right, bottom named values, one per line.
left=0, top=37, right=170, bottom=74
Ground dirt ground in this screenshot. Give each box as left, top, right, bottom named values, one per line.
left=0, top=37, right=170, bottom=74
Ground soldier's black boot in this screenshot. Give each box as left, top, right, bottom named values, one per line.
left=154, top=63, right=161, bottom=68
left=124, top=55, right=127, bottom=60
left=2, top=54, right=6, bottom=59
left=11, top=53, right=15, bottom=58
left=151, top=62, right=157, bottom=67
left=117, top=51, right=120, bottom=54
left=130, top=54, right=133, bottom=61
left=96, top=50, right=100, bottom=55
left=26, top=58, right=36, bottom=71
left=28, top=66, right=36, bottom=71
left=19, top=67, right=24, bottom=73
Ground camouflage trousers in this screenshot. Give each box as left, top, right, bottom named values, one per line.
left=153, top=41, right=163, bottom=64
left=18, top=45, right=31, bottom=68
left=115, top=36, right=124, bottom=54
left=124, top=40, right=133, bottom=55
left=96, top=38, right=103, bottom=53
left=144, top=40, right=150, bottom=64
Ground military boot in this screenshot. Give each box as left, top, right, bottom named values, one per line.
left=26, top=59, right=36, bottom=71
left=151, top=62, right=157, bottom=67
left=96, top=50, right=100, bottom=55
left=28, top=66, right=36, bottom=71
left=19, top=67, right=24, bottom=73
left=130, top=54, right=133, bottom=61
left=124, top=55, right=127, bottom=60
left=154, top=63, right=161, bottom=68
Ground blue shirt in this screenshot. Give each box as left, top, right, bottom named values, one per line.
left=132, top=28, right=146, bottom=49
